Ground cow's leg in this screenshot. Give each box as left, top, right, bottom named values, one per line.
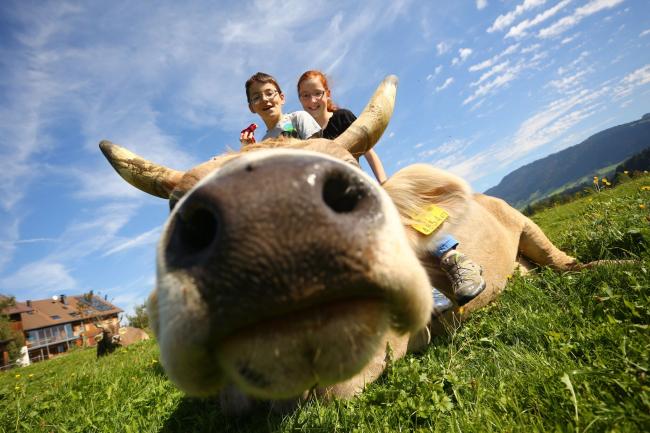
left=519, top=217, right=577, bottom=270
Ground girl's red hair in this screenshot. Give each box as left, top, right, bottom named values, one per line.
left=297, top=70, right=338, bottom=112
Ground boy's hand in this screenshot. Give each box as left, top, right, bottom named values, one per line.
left=240, top=123, right=257, bottom=146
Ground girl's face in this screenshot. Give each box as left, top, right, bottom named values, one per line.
left=299, top=77, right=329, bottom=119
left=248, top=81, right=285, bottom=124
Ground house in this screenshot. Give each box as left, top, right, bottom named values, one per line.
left=0, top=300, right=32, bottom=370
left=1, top=294, right=122, bottom=364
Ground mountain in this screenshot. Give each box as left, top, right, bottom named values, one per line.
left=485, top=113, right=650, bottom=209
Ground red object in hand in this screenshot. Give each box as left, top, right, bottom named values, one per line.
left=241, top=123, right=257, bottom=143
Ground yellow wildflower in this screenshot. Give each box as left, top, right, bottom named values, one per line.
left=641, top=204, right=646, bottom=209
left=641, top=186, right=650, bottom=191
left=624, top=171, right=629, bottom=174
left=15, top=385, right=20, bottom=391
left=15, top=374, right=21, bottom=379
left=28, top=374, right=34, bottom=378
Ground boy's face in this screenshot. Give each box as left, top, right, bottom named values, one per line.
left=248, top=81, right=285, bottom=123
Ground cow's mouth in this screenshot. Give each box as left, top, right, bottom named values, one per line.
left=215, top=296, right=390, bottom=399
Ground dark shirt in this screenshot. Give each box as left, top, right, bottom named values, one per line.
left=322, top=109, right=356, bottom=140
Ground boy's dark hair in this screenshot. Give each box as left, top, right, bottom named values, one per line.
left=245, top=72, right=282, bottom=103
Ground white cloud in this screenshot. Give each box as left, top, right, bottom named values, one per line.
left=452, top=48, right=473, bottom=65
left=435, top=77, right=454, bottom=92
left=613, top=64, right=650, bottom=99
left=505, top=0, right=572, bottom=39
left=548, top=70, right=588, bottom=92
left=521, top=43, right=541, bottom=53
left=426, top=65, right=443, bottom=81
left=468, top=44, right=519, bottom=72
left=561, top=34, right=578, bottom=44
left=471, top=61, right=511, bottom=87
left=0, top=262, right=77, bottom=299
left=640, top=29, right=650, bottom=37
left=437, top=41, right=451, bottom=55
left=463, top=47, right=550, bottom=105
left=476, top=0, right=488, bottom=10
left=538, top=0, right=624, bottom=39
left=103, top=226, right=162, bottom=257
left=487, top=0, right=547, bottom=33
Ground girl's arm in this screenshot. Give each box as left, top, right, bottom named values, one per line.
left=364, top=149, right=388, bottom=184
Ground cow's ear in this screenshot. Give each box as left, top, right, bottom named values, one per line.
left=95, top=333, right=104, bottom=342
left=333, top=75, right=397, bottom=159
left=99, top=140, right=185, bottom=199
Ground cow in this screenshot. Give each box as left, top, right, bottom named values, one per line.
left=99, top=75, right=610, bottom=411
left=96, top=324, right=149, bottom=357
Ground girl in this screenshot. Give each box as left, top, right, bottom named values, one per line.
left=297, top=70, right=485, bottom=316
left=297, top=70, right=388, bottom=184
left=240, top=72, right=321, bottom=145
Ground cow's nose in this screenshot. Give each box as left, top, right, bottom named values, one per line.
left=162, top=153, right=383, bottom=274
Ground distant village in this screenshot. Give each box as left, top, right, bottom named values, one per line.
left=0, top=293, right=123, bottom=370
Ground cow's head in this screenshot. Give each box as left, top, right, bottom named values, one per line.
left=100, top=76, right=432, bottom=399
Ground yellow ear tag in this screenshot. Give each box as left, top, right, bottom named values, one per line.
left=410, top=205, right=448, bottom=235
left=119, top=328, right=127, bottom=335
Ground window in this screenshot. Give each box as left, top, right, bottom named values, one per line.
left=50, top=315, right=61, bottom=320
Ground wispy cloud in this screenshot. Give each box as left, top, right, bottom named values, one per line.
left=468, top=44, right=519, bottom=72
left=452, top=48, right=473, bottom=65
left=0, top=262, right=78, bottom=299
left=505, top=0, right=573, bottom=39
left=463, top=50, right=550, bottom=106
left=476, top=0, right=488, bottom=10
left=435, top=77, right=455, bottom=92
left=640, top=29, right=650, bottom=37
left=103, top=226, right=162, bottom=257
left=426, top=65, right=443, bottom=80
left=437, top=41, right=451, bottom=55
left=548, top=70, right=588, bottom=92
left=538, top=0, right=625, bottom=39
left=487, top=0, right=547, bottom=33
left=613, top=64, right=650, bottom=99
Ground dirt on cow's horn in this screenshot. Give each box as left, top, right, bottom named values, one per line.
left=99, top=140, right=184, bottom=199
left=333, top=75, right=397, bottom=159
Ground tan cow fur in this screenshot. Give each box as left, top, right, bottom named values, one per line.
left=383, top=163, right=578, bottom=338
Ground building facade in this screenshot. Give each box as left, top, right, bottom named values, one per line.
left=1, top=294, right=122, bottom=365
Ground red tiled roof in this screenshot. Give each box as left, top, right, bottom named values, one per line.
left=6, top=295, right=123, bottom=331
left=2, top=301, right=34, bottom=315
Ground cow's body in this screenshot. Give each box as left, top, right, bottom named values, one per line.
left=382, top=163, right=578, bottom=337
left=96, top=325, right=149, bottom=357
left=99, top=76, right=604, bottom=412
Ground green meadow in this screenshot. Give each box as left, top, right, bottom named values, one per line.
left=2, top=176, right=649, bottom=433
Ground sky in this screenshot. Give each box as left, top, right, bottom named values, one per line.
left=1, top=0, right=649, bottom=318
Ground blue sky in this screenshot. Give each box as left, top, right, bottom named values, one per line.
left=1, top=0, right=649, bottom=317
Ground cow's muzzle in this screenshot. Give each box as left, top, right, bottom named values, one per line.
left=155, top=150, right=431, bottom=398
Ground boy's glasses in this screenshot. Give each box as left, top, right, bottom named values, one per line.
left=250, top=90, right=279, bottom=105
left=299, top=90, right=325, bottom=101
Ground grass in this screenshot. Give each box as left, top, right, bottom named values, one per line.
left=2, top=176, right=649, bottom=432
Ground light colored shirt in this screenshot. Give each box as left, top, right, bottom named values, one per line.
left=262, top=111, right=322, bottom=141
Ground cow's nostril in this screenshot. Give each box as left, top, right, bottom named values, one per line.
left=173, top=205, right=219, bottom=257
left=322, top=172, right=365, bottom=213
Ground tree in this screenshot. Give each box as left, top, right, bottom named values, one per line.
left=0, top=295, right=26, bottom=364
left=126, top=303, right=149, bottom=330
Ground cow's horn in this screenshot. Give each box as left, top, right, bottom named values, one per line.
left=99, top=140, right=184, bottom=199
left=333, top=75, right=397, bottom=158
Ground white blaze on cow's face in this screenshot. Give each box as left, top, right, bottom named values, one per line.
left=149, top=149, right=432, bottom=399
